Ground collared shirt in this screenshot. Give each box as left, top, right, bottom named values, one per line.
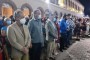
left=59, top=19, right=67, bottom=33
left=45, top=19, right=57, bottom=41
left=28, top=19, right=44, bottom=45
left=66, top=19, right=75, bottom=30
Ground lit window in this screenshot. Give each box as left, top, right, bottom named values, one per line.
left=2, top=3, right=13, bottom=17
left=23, top=7, right=30, bottom=16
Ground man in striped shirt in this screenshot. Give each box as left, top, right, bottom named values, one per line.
left=66, top=14, right=75, bottom=46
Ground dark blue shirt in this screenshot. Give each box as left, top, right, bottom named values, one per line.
left=0, top=20, right=4, bottom=34
left=0, top=20, right=3, bottom=27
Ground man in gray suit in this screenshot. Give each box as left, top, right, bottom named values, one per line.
left=7, top=10, right=31, bottom=60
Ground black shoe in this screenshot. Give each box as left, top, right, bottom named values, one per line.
left=66, top=45, right=69, bottom=48
left=60, top=49, right=63, bottom=52
left=49, top=57, right=55, bottom=60
left=76, top=38, right=80, bottom=41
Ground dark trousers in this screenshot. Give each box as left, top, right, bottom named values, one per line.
left=41, top=41, right=48, bottom=60
left=67, top=30, right=72, bottom=45
left=29, top=43, right=42, bottom=60
left=60, top=33, right=67, bottom=50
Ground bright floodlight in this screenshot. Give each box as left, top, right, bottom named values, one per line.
left=46, top=0, right=50, bottom=3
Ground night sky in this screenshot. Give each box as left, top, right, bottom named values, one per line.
left=79, top=0, right=90, bottom=16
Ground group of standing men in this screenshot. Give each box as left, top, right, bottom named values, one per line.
left=7, top=9, right=58, bottom=60
left=0, top=9, right=75, bottom=60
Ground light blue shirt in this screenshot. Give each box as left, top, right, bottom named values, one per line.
left=66, top=19, right=75, bottom=30
left=28, top=19, right=44, bottom=46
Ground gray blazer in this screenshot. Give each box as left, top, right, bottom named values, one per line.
left=7, top=22, right=31, bottom=58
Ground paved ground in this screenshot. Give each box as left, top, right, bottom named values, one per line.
left=56, top=38, right=90, bottom=60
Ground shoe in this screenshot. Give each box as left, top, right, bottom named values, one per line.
left=60, top=49, right=63, bottom=52
left=49, top=57, right=55, bottom=60
left=76, top=39, right=80, bottom=41
left=66, top=46, right=69, bottom=48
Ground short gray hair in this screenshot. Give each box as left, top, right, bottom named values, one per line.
left=14, top=9, right=23, bottom=18
left=34, top=9, right=41, bottom=14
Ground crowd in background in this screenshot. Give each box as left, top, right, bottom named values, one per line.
left=0, top=9, right=90, bottom=60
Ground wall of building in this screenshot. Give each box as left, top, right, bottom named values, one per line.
left=0, top=1, right=2, bottom=15
left=0, top=0, right=84, bottom=18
